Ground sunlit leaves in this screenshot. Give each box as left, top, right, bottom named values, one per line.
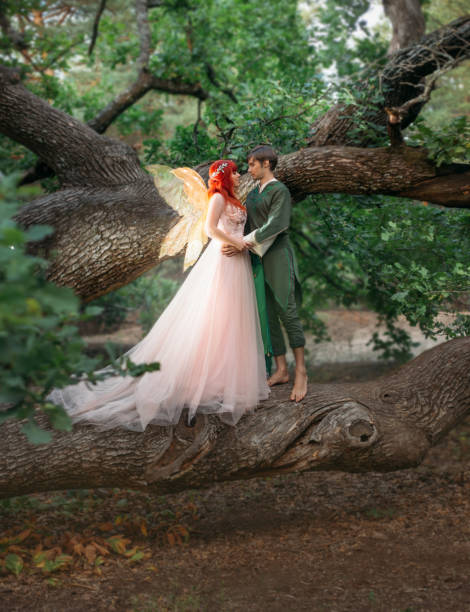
left=307, top=0, right=387, bottom=77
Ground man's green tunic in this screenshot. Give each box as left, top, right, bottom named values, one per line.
left=245, top=181, right=301, bottom=310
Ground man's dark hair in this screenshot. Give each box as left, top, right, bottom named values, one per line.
left=247, top=144, right=278, bottom=171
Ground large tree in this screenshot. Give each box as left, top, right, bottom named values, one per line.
left=0, top=0, right=469, bottom=498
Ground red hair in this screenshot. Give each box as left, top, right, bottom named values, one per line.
left=208, top=159, right=244, bottom=210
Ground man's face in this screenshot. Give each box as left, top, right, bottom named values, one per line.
left=247, top=157, right=269, bottom=180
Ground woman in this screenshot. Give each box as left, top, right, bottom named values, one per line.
left=47, top=160, right=270, bottom=430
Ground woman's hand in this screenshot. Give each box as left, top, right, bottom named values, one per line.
left=221, top=242, right=245, bottom=257
left=234, top=237, right=247, bottom=250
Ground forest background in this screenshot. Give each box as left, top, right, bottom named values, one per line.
left=0, top=1, right=470, bottom=609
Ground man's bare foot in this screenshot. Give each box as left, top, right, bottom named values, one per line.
left=290, top=367, right=308, bottom=402
left=268, top=369, right=289, bottom=387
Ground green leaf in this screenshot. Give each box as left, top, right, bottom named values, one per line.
left=21, top=420, right=53, bottom=445
left=5, top=553, right=24, bottom=576
left=24, top=225, right=54, bottom=242
left=391, top=292, right=408, bottom=302
left=1, top=226, right=25, bottom=246
left=43, top=404, right=73, bottom=431
left=83, top=305, right=103, bottom=317
left=0, top=389, right=24, bottom=405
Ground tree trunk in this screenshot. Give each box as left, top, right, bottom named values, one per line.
left=0, top=337, right=468, bottom=499
left=382, top=0, right=426, bottom=55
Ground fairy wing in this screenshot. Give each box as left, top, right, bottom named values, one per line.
left=146, top=165, right=209, bottom=270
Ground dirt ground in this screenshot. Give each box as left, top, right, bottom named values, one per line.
left=1, top=358, right=469, bottom=612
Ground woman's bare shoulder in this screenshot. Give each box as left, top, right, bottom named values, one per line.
left=209, top=192, right=226, bottom=206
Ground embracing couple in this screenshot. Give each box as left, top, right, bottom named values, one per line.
left=47, top=145, right=307, bottom=431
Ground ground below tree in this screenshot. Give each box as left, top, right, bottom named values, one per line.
left=1, top=354, right=469, bottom=611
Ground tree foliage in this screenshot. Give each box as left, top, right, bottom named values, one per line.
left=293, top=192, right=470, bottom=360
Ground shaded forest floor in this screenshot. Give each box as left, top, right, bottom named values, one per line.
left=1, top=359, right=470, bottom=612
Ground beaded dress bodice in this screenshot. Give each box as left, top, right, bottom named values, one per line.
left=218, top=203, right=246, bottom=238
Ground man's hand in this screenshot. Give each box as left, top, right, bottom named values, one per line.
left=221, top=243, right=242, bottom=257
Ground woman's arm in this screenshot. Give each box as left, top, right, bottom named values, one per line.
left=204, top=194, right=245, bottom=250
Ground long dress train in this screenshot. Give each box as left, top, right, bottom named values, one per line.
left=47, top=202, right=270, bottom=430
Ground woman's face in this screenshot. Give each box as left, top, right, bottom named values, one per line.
left=232, top=168, right=241, bottom=188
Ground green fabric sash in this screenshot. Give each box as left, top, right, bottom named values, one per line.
left=251, top=252, right=273, bottom=376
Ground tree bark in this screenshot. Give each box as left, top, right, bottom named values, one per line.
left=16, top=186, right=177, bottom=302
left=0, top=337, right=468, bottom=499
left=0, top=65, right=145, bottom=188
left=271, top=146, right=470, bottom=207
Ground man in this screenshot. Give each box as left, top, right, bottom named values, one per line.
left=223, top=145, right=307, bottom=402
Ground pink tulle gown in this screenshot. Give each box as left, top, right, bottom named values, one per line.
left=47, top=201, right=270, bottom=430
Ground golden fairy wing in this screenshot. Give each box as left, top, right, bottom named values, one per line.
left=184, top=218, right=206, bottom=270
left=171, top=167, right=208, bottom=214
left=146, top=165, right=209, bottom=270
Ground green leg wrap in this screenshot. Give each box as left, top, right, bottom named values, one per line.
left=251, top=253, right=273, bottom=376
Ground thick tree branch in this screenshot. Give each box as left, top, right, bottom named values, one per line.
left=262, top=146, right=470, bottom=208
left=380, top=15, right=470, bottom=120
left=14, top=144, right=469, bottom=301
left=87, top=71, right=208, bottom=135
left=0, top=337, right=468, bottom=499
left=15, top=186, right=177, bottom=302
left=0, top=65, right=144, bottom=187
left=397, top=164, right=470, bottom=206
left=308, top=16, right=470, bottom=146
